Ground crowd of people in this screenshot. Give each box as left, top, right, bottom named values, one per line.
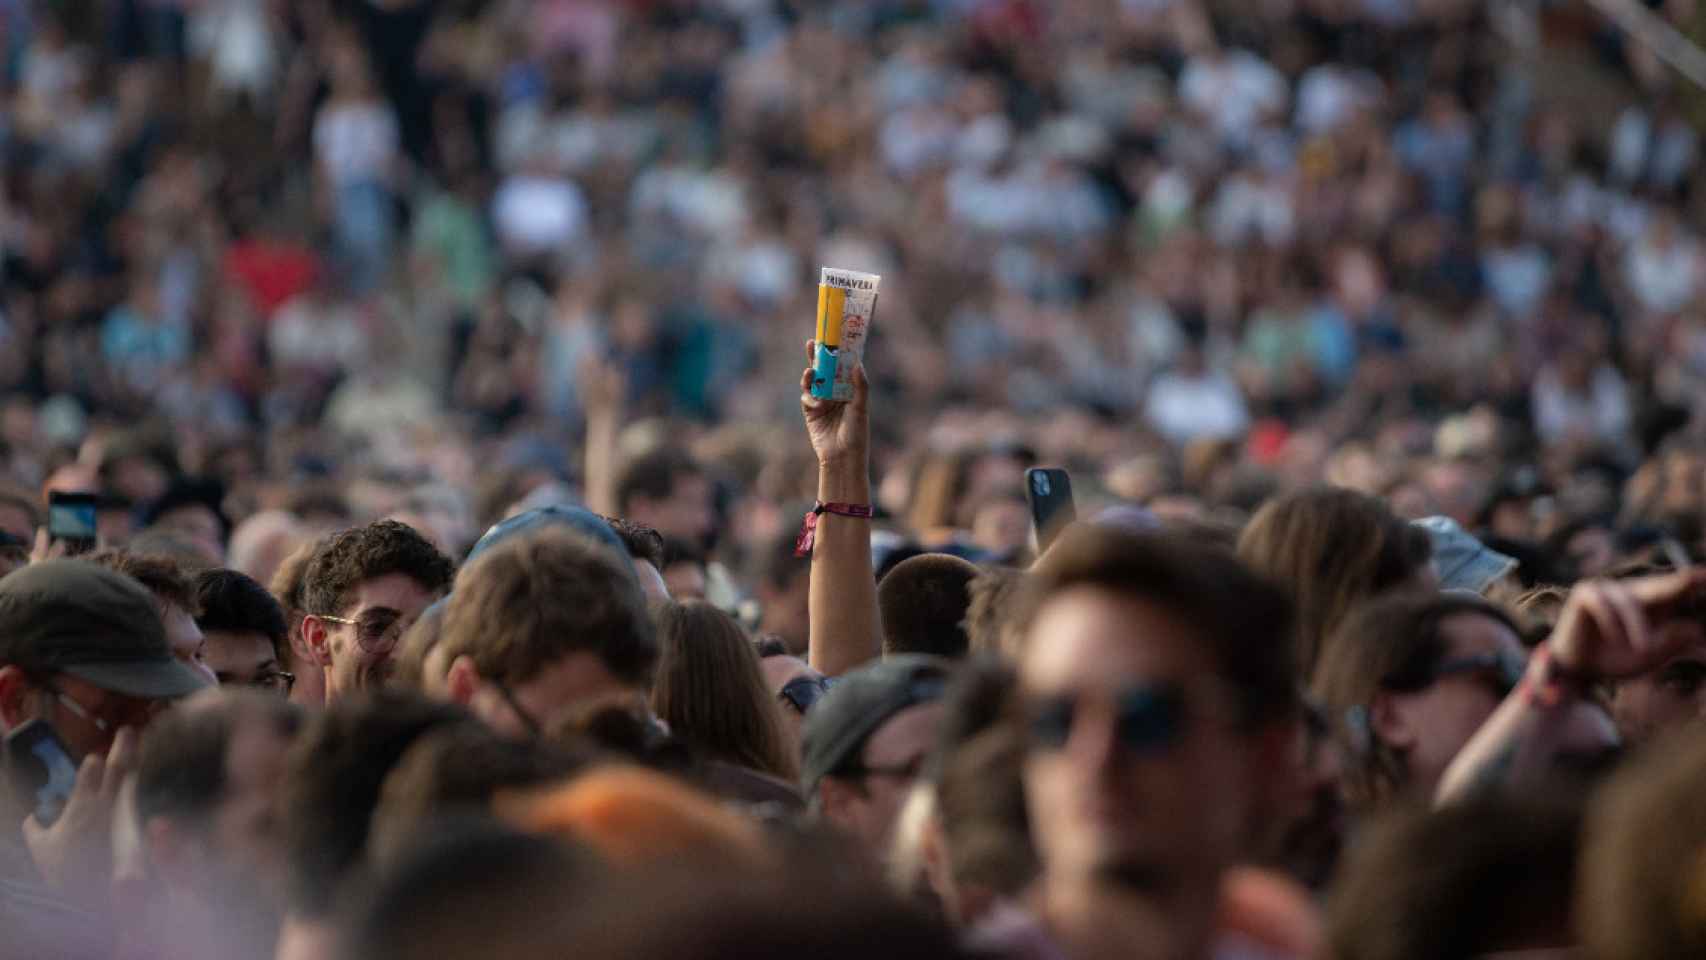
left=7, top=0, right=1706, bottom=958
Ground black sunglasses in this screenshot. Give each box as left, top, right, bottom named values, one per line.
left=1388, top=650, right=1526, bottom=699
left=779, top=675, right=833, bottom=715
left=1028, top=684, right=1187, bottom=755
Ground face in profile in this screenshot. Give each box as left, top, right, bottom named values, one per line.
left=1019, top=587, right=1251, bottom=923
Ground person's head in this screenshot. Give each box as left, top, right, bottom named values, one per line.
left=650, top=600, right=797, bottom=782
left=270, top=538, right=326, bottom=708
left=756, top=642, right=828, bottom=755
left=660, top=536, right=708, bottom=601
left=1238, top=487, right=1433, bottom=680
left=1598, top=563, right=1706, bottom=746
left=802, top=656, right=951, bottom=853
left=134, top=689, right=304, bottom=911
left=368, top=724, right=591, bottom=865
left=1581, top=732, right=1706, bottom=959
left=617, top=450, right=714, bottom=546
left=300, top=521, right=456, bottom=700
left=0, top=561, right=209, bottom=762
left=1012, top=527, right=1298, bottom=958
left=1325, top=796, right=1583, bottom=960
left=194, top=568, right=292, bottom=697
left=1314, top=591, right=1596, bottom=810
left=442, top=528, right=657, bottom=738
left=278, top=692, right=475, bottom=920
left=85, top=549, right=215, bottom=685
left=228, top=510, right=306, bottom=587
left=878, top=554, right=980, bottom=659
left=604, top=516, right=669, bottom=600
left=0, top=486, right=40, bottom=544
left=128, top=525, right=222, bottom=570
left=142, top=480, right=230, bottom=563
left=390, top=599, right=450, bottom=695
left=963, top=567, right=1025, bottom=659
left=755, top=527, right=811, bottom=654
left=338, top=819, right=595, bottom=960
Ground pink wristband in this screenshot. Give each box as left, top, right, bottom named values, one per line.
left=794, top=501, right=875, bottom=557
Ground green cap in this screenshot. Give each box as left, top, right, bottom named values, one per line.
left=0, top=560, right=210, bottom=699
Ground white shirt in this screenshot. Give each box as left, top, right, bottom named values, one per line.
left=1146, top=369, right=1251, bottom=445
left=313, top=100, right=397, bottom=188
left=492, top=174, right=589, bottom=255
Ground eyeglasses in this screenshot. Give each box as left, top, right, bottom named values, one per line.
left=250, top=670, right=296, bottom=696
left=315, top=610, right=405, bottom=655
left=842, top=752, right=926, bottom=784
left=1028, top=684, right=1187, bottom=755
left=778, top=675, right=833, bottom=715
left=1388, top=650, right=1526, bottom=699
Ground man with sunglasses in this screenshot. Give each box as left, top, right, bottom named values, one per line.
left=1012, top=526, right=1302, bottom=960
left=0, top=560, right=211, bottom=957
left=800, top=655, right=949, bottom=855
left=300, top=520, right=455, bottom=702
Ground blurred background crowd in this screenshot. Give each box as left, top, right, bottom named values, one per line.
left=5, top=0, right=1706, bottom=589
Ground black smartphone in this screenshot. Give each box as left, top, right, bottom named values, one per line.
left=1026, top=467, right=1076, bottom=554
left=4, top=719, right=78, bottom=826
left=47, top=491, right=99, bottom=555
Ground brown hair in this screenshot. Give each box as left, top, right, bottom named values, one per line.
left=84, top=549, right=200, bottom=614
left=442, top=528, right=657, bottom=688
left=1311, top=591, right=1521, bottom=810
left=391, top=600, right=448, bottom=691
left=878, top=553, right=979, bottom=659
left=1237, top=488, right=1432, bottom=681
left=270, top=538, right=323, bottom=675
left=301, top=520, right=455, bottom=618
left=963, top=567, right=1025, bottom=659
left=1580, top=732, right=1706, bottom=960
left=1015, top=526, right=1297, bottom=729
left=650, top=600, right=798, bottom=782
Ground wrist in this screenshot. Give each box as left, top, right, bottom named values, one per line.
left=1521, top=642, right=1589, bottom=710
left=816, top=463, right=871, bottom=503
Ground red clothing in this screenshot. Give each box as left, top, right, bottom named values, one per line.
left=224, top=240, right=319, bottom=316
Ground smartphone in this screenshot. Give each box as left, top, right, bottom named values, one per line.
left=4, top=719, right=78, bottom=826
left=1026, top=467, right=1076, bottom=554
left=47, top=491, right=98, bottom=555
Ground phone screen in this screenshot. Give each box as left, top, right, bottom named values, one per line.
left=1026, top=468, right=1077, bottom=554
left=47, top=494, right=98, bottom=542
left=4, top=720, right=78, bottom=826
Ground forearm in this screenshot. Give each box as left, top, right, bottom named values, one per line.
left=1434, top=694, right=1570, bottom=806
left=808, top=457, right=880, bottom=676
left=583, top=407, right=619, bottom=517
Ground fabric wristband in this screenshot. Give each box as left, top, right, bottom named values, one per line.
left=794, top=501, right=875, bottom=557
left=1519, top=641, right=1588, bottom=709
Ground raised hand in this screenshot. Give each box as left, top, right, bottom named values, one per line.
left=1549, top=568, right=1706, bottom=679
left=23, top=726, right=138, bottom=906
left=799, top=339, right=869, bottom=470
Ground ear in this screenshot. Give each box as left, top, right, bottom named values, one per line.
left=1368, top=691, right=1417, bottom=751
left=0, top=665, right=39, bottom=733
left=446, top=655, right=482, bottom=708
left=301, top=616, right=334, bottom=668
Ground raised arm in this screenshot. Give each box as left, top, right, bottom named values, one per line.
left=800, top=346, right=882, bottom=676
left=1436, top=568, right=1706, bottom=805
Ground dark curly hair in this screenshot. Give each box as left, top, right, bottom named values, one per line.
left=604, top=516, right=665, bottom=569
left=84, top=549, right=200, bottom=615
left=195, top=568, right=289, bottom=662
left=301, top=520, right=455, bottom=618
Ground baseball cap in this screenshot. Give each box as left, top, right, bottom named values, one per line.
left=1414, top=516, right=1518, bottom=594
left=0, top=560, right=210, bottom=699
left=800, top=655, right=951, bottom=797
left=466, top=504, right=633, bottom=573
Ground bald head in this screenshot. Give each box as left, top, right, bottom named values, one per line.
left=228, top=511, right=306, bottom=586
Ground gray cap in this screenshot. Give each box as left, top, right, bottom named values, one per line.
left=0, top=561, right=210, bottom=698
left=800, top=654, right=951, bottom=797
left=1415, top=516, right=1518, bottom=594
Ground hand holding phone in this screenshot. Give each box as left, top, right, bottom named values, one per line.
left=5, top=719, right=77, bottom=826
left=46, top=492, right=99, bottom=557
left=1026, top=468, right=1077, bottom=554
left=19, top=725, right=138, bottom=900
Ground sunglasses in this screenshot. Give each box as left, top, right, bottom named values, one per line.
left=1028, top=684, right=1187, bottom=755
left=316, top=609, right=405, bottom=655
left=1388, top=650, right=1526, bottom=699
left=779, top=675, right=833, bottom=715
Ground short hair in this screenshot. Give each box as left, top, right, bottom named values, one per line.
left=605, top=516, right=665, bottom=569
left=127, top=526, right=217, bottom=570
left=1015, top=527, right=1297, bottom=729
left=195, top=568, right=289, bottom=662
left=84, top=549, right=200, bottom=614
left=661, top=536, right=706, bottom=569
left=301, top=520, right=455, bottom=617
left=269, top=538, right=320, bottom=618
left=1580, top=733, right=1706, bottom=959
left=279, top=693, right=475, bottom=917
left=650, top=600, right=797, bottom=782
left=134, top=690, right=303, bottom=825
left=1237, top=487, right=1431, bottom=681
left=1311, top=591, right=1522, bottom=810
left=753, top=635, right=791, bottom=659
left=369, top=725, right=592, bottom=865
left=1324, top=796, right=1582, bottom=960
left=616, top=450, right=702, bottom=514
left=963, top=567, right=1025, bottom=658
left=441, top=528, right=657, bottom=688
left=878, top=554, right=979, bottom=659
